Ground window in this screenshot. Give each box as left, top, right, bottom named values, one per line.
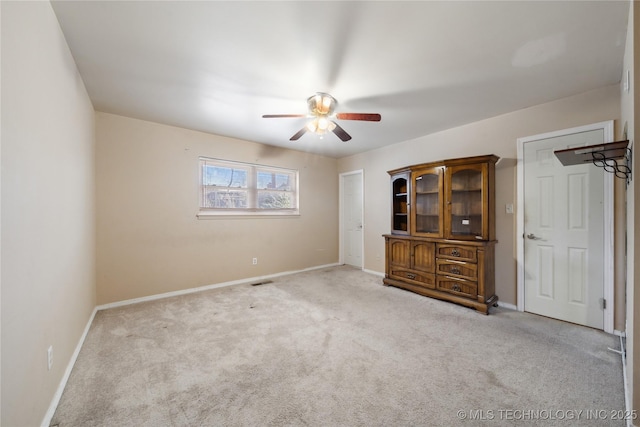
left=198, top=157, right=299, bottom=217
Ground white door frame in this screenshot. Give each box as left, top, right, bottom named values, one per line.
left=339, top=169, right=364, bottom=268
left=516, top=120, right=614, bottom=333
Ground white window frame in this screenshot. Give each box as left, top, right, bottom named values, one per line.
left=197, top=157, right=299, bottom=218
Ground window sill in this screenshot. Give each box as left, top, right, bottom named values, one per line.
left=197, top=210, right=300, bottom=219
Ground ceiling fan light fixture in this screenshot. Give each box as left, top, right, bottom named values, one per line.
left=308, top=92, right=336, bottom=116
left=305, top=116, right=336, bottom=135
left=305, top=120, right=318, bottom=133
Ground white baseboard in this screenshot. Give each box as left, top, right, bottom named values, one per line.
left=363, top=268, right=385, bottom=278
left=41, top=306, right=98, bottom=427
left=97, top=263, right=341, bottom=311
left=497, top=301, right=517, bottom=311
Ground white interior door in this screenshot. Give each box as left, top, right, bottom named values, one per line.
left=342, top=171, right=363, bottom=268
left=522, top=129, right=606, bottom=329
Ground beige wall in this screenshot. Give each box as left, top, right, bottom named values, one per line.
left=95, top=113, right=339, bottom=304
left=623, top=0, right=639, bottom=419
left=338, top=84, right=621, bottom=309
left=1, top=2, right=96, bottom=426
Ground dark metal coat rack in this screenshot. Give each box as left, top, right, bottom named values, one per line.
left=554, top=140, right=632, bottom=184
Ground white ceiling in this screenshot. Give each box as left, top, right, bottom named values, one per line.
left=50, top=1, right=629, bottom=158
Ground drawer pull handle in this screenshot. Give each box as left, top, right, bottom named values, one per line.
left=406, top=273, right=416, bottom=279
left=451, top=249, right=461, bottom=257
left=452, top=284, right=461, bottom=292
left=451, top=267, right=461, bottom=275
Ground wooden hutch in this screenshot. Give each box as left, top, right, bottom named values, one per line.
left=383, top=155, right=499, bottom=314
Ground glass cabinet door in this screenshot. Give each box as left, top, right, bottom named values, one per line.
left=445, top=163, right=487, bottom=239
left=390, top=172, right=410, bottom=234
left=411, top=167, right=443, bottom=237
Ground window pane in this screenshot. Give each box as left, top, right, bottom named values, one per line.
left=257, top=171, right=273, bottom=189
left=204, top=189, right=248, bottom=208
left=257, top=171, right=292, bottom=191
left=275, top=173, right=292, bottom=191
left=203, top=165, right=247, bottom=188
left=257, top=191, right=293, bottom=209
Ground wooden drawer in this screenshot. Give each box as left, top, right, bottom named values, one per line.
left=389, top=268, right=436, bottom=289
left=436, top=244, right=477, bottom=263
left=436, top=259, right=477, bottom=281
left=437, top=276, right=478, bottom=299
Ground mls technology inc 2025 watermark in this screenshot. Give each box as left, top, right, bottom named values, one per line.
left=456, top=409, right=636, bottom=422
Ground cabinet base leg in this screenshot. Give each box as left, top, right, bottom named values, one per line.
left=385, top=277, right=499, bottom=315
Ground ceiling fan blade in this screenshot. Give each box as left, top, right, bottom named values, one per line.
left=332, top=122, right=352, bottom=142
left=336, top=113, right=381, bottom=122
left=262, top=114, right=307, bottom=119
left=290, top=128, right=307, bottom=141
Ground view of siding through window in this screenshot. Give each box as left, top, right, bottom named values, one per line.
left=199, top=157, right=298, bottom=214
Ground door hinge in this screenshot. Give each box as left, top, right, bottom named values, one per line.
left=601, top=298, right=607, bottom=310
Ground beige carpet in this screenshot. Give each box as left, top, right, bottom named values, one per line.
left=51, top=266, right=624, bottom=426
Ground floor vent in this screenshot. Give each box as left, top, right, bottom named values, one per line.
left=251, top=280, right=273, bottom=286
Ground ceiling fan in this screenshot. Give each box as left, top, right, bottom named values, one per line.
left=262, top=92, right=381, bottom=142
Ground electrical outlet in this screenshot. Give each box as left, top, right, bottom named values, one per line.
left=47, top=345, right=53, bottom=371
left=252, top=258, right=258, bottom=265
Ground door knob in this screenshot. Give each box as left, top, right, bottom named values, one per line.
left=526, top=233, right=542, bottom=240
